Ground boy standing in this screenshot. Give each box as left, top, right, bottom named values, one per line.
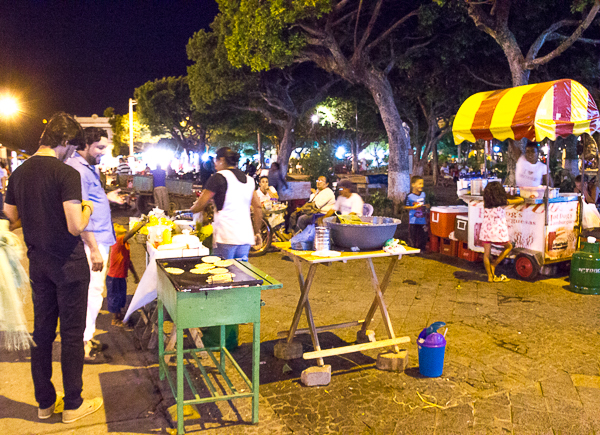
left=106, top=220, right=146, bottom=326
left=405, top=176, right=429, bottom=250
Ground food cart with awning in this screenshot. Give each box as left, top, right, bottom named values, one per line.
left=452, top=79, right=600, bottom=280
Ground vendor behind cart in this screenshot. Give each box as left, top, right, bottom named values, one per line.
left=510, top=140, right=553, bottom=187
left=190, top=147, right=262, bottom=261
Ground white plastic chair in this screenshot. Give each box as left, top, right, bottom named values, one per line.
left=363, top=203, right=374, bottom=217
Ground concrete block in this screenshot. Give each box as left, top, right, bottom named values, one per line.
left=274, top=340, right=303, bottom=360
left=376, top=349, right=409, bottom=372
left=356, top=329, right=376, bottom=344
left=301, top=365, right=331, bottom=386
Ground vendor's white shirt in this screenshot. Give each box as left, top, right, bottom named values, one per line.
left=334, top=193, right=364, bottom=215
left=516, top=155, right=546, bottom=187
left=257, top=186, right=277, bottom=203
left=309, top=187, right=335, bottom=211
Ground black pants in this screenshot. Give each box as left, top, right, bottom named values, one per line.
left=409, top=224, right=427, bottom=251
left=29, top=248, right=90, bottom=410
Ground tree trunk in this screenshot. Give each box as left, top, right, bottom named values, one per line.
left=363, top=72, right=411, bottom=203
left=412, top=160, right=425, bottom=176
left=278, top=121, right=296, bottom=175
left=351, top=139, right=359, bottom=173
left=432, top=139, right=439, bottom=186
left=257, top=131, right=264, bottom=168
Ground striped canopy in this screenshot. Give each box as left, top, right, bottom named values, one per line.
left=453, top=79, right=600, bottom=144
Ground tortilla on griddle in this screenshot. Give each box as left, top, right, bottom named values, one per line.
left=202, top=256, right=221, bottom=263
left=214, top=259, right=234, bottom=267
left=164, top=267, right=184, bottom=275
left=209, top=267, right=229, bottom=274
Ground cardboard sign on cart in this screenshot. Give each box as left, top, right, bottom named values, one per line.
left=467, top=199, right=578, bottom=260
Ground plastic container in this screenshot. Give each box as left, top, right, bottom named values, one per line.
left=314, top=226, right=330, bottom=251
left=454, top=215, right=468, bottom=242
left=458, top=241, right=482, bottom=262
left=417, top=327, right=446, bottom=377
left=430, top=206, right=468, bottom=238
left=519, top=186, right=547, bottom=199
left=570, top=238, right=600, bottom=295
left=440, top=238, right=458, bottom=256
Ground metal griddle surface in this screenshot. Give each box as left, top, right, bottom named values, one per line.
left=156, top=256, right=263, bottom=292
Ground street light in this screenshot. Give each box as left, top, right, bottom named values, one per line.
left=0, top=96, right=19, bottom=118
left=311, top=114, right=319, bottom=123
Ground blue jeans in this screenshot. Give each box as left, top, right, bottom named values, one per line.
left=213, top=244, right=251, bottom=261
left=106, top=276, right=127, bottom=313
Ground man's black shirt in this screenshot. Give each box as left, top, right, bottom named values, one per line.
left=5, top=155, right=85, bottom=258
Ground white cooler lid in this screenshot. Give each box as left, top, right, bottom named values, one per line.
left=430, top=205, right=468, bottom=213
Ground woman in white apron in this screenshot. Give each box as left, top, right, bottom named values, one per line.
left=190, top=147, right=263, bottom=260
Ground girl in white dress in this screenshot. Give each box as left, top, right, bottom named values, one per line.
left=480, top=182, right=523, bottom=282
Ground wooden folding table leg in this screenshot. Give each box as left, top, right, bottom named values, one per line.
left=360, top=257, right=398, bottom=334
left=285, top=259, right=318, bottom=343
left=365, top=258, right=400, bottom=353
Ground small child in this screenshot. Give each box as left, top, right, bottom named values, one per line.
left=480, top=181, right=523, bottom=282
left=106, top=220, right=146, bottom=326
left=405, top=176, right=429, bottom=250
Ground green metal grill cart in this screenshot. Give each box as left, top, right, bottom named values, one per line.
left=156, top=257, right=282, bottom=434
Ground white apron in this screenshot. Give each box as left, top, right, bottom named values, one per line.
left=213, top=170, right=255, bottom=246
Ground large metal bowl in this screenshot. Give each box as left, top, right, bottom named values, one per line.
left=324, top=216, right=401, bottom=250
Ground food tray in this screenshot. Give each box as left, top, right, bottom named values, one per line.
left=156, top=256, right=263, bottom=292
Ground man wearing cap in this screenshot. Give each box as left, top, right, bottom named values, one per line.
left=67, top=127, right=125, bottom=363
left=317, top=179, right=364, bottom=224
left=3, top=112, right=104, bottom=422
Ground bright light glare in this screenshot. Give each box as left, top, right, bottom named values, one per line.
left=0, top=96, right=19, bottom=118
left=493, top=146, right=500, bottom=153
left=542, top=145, right=549, bottom=154
left=144, top=148, right=175, bottom=169
left=311, top=114, right=319, bottom=123
left=201, top=153, right=210, bottom=162
left=335, top=146, right=346, bottom=159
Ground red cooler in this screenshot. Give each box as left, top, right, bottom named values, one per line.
left=430, top=206, right=468, bottom=238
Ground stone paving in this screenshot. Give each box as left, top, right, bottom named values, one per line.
left=2, top=216, right=600, bottom=434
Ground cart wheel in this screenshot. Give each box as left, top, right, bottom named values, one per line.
left=249, top=218, right=272, bottom=257
left=168, top=199, right=179, bottom=216
left=514, top=254, right=540, bottom=281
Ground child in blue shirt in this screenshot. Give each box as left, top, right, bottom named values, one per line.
left=405, top=176, right=429, bottom=250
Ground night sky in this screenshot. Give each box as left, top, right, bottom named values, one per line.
left=0, top=1, right=219, bottom=153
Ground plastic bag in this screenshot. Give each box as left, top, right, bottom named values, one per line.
left=291, top=224, right=315, bottom=243
left=582, top=202, right=600, bottom=229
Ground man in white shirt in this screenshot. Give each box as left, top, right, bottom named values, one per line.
left=511, top=141, right=551, bottom=187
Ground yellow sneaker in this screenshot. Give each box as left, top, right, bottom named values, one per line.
left=62, top=398, right=103, bottom=423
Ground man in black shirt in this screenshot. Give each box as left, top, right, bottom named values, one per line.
left=3, top=112, right=104, bottom=423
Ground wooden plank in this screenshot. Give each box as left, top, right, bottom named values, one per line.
left=302, top=336, right=411, bottom=360
left=276, top=320, right=364, bottom=338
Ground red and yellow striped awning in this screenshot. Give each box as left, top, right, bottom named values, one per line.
left=453, top=79, right=600, bottom=144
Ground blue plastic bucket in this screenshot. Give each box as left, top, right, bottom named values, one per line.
left=417, top=328, right=446, bottom=377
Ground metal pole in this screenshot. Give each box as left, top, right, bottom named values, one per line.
left=128, top=98, right=137, bottom=156
left=545, top=138, right=550, bottom=226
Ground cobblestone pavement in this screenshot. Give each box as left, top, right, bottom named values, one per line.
left=2, top=214, right=600, bottom=434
